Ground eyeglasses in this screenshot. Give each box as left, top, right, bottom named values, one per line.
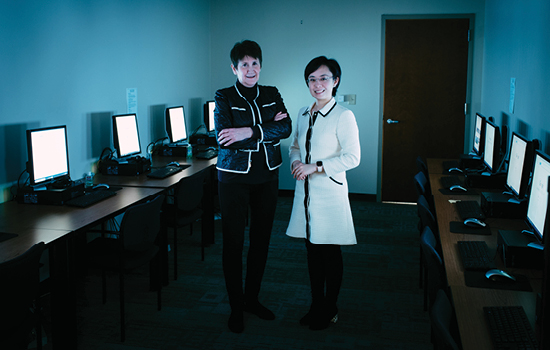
left=307, top=76, right=333, bottom=85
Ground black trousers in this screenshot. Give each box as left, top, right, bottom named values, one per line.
left=218, top=179, right=279, bottom=311
left=305, top=239, right=343, bottom=308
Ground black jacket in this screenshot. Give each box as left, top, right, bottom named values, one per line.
left=214, top=83, right=292, bottom=173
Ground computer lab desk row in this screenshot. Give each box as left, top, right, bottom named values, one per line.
left=0, top=156, right=217, bottom=350
left=427, top=159, right=542, bottom=350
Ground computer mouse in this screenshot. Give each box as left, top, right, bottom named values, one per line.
left=93, top=184, right=110, bottom=190
left=167, top=161, right=180, bottom=167
left=463, top=218, right=486, bottom=227
left=448, top=167, right=463, bottom=174
left=485, top=269, right=516, bottom=283
left=450, top=185, right=467, bottom=192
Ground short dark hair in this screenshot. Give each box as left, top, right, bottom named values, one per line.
left=230, top=40, right=262, bottom=67
left=304, top=56, right=342, bottom=96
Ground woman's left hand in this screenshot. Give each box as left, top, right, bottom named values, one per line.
left=291, top=161, right=317, bottom=181
left=274, top=111, right=288, bottom=121
left=218, top=127, right=253, bottom=146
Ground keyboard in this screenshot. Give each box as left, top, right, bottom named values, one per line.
left=65, top=190, right=117, bottom=208
left=484, top=306, right=539, bottom=350
left=457, top=240, right=494, bottom=270
left=455, top=200, right=485, bottom=220
left=147, top=166, right=183, bottom=179
left=440, top=175, right=463, bottom=188
left=195, top=149, right=218, bottom=159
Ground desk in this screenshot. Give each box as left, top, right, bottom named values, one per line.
left=95, top=156, right=217, bottom=245
left=428, top=159, right=541, bottom=350
left=0, top=156, right=216, bottom=349
left=95, top=156, right=216, bottom=189
left=0, top=186, right=164, bottom=349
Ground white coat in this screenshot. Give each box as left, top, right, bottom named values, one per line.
left=285, top=98, right=361, bottom=245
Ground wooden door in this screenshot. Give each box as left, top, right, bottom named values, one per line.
left=381, top=18, right=470, bottom=202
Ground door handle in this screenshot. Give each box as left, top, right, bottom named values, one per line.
left=386, top=119, right=400, bottom=124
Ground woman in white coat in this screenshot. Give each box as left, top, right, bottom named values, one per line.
left=286, top=56, right=360, bottom=330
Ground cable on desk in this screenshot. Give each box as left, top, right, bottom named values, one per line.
left=148, top=137, right=168, bottom=155
left=99, top=147, right=114, bottom=161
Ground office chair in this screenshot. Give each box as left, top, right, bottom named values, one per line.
left=420, top=226, right=446, bottom=312
left=417, top=194, right=439, bottom=289
left=414, top=170, right=434, bottom=212
left=416, top=156, right=429, bottom=178
left=86, top=194, right=165, bottom=342
left=417, top=195, right=438, bottom=237
left=414, top=171, right=428, bottom=197
left=162, top=169, right=206, bottom=280
left=430, top=289, right=460, bottom=350
left=0, top=242, right=46, bottom=350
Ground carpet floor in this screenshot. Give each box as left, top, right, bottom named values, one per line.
left=42, top=195, right=431, bottom=349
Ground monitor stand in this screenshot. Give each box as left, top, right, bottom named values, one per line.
left=17, top=182, right=85, bottom=205
left=481, top=191, right=527, bottom=219
left=466, top=171, right=506, bottom=189
left=497, top=230, right=543, bottom=269
left=459, top=153, right=483, bottom=169
left=155, top=143, right=189, bottom=157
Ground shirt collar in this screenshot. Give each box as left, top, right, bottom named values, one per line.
left=302, top=97, right=337, bottom=117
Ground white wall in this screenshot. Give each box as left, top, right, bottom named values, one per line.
left=481, top=0, right=550, bottom=154
left=0, top=0, right=492, bottom=203
left=0, top=0, right=211, bottom=202
left=210, top=0, right=486, bottom=195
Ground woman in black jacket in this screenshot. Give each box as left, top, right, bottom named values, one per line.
left=214, top=40, right=292, bottom=333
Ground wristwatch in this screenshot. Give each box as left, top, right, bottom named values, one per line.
left=316, top=161, right=323, bottom=172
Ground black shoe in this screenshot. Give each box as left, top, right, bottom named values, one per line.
left=243, top=301, right=275, bottom=320
left=228, top=311, right=244, bottom=333
left=299, top=303, right=322, bottom=326
left=299, top=310, right=315, bottom=326
left=309, top=307, right=338, bottom=331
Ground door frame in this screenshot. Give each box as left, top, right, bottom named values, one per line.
left=377, top=14, right=476, bottom=202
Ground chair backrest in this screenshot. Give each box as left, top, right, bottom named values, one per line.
left=417, top=195, right=437, bottom=234
left=421, top=226, right=445, bottom=310
left=0, top=242, right=46, bottom=334
left=120, top=194, right=165, bottom=252
left=430, top=289, right=460, bottom=350
left=414, top=171, right=428, bottom=197
left=175, top=169, right=205, bottom=211
left=421, top=226, right=442, bottom=265
left=416, top=156, right=429, bottom=178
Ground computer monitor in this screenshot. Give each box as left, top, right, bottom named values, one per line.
left=204, top=100, right=216, bottom=133
left=165, top=106, right=188, bottom=144
left=483, top=119, right=501, bottom=173
left=505, top=132, right=536, bottom=199
left=26, top=125, right=70, bottom=187
left=112, top=113, right=141, bottom=158
left=525, top=150, right=550, bottom=243
left=473, top=113, right=486, bottom=156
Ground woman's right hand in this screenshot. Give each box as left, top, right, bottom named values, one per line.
left=291, top=160, right=316, bottom=181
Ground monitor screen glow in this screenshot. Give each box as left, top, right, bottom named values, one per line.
left=166, top=106, right=187, bottom=144
left=506, top=133, right=528, bottom=198
left=205, top=101, right=216, bottom=133
left=483, top=121, right=496, bottom=171
left=27, top=126, right=70, bottom=186
left=113, top=114, right=141, bottom=158
left=526, top=151, right=550, bottom=243
left=473, top=113, right=484, bottom=155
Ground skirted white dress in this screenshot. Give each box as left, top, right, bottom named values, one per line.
left=285, top=98, right=360, bottom=245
